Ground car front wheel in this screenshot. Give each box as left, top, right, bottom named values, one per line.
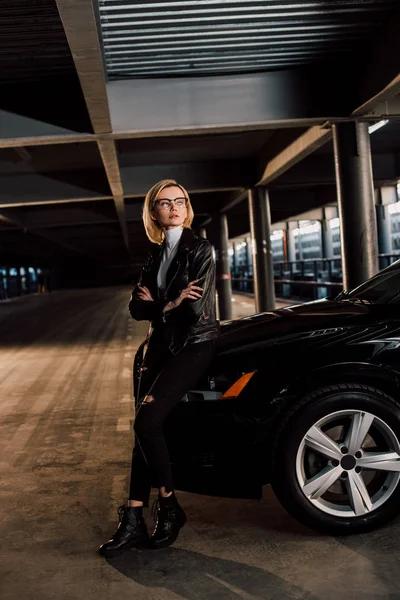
left=271, top=383, right=400, bottom=535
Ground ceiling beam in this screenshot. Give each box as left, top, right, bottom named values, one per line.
left=1, top=114, right=400, bottom=151
left=257, top=125, right=332, bottom=187
left=0, top=196, right=113, bottom=209
left=195, top=191, right=248, bottom=230
left=97, top=139, right=131, bottom=254
left=271, top=152, right=400, bottom=188
left=0, top=134, right=96, bottom=149
left=0, top=211, right=91, bottom=258
left=0, top=205, right=120, bottom=230
left=0, top=158, right=251, bottom=209
left=55, top=0, right=111, bottom=134
left=0, top=122, right=343, bottom=151
left=220, top=190, right=248, bottom=214
left=5, top=219, right=120, bottom=230
left=353, top=75, right=400, bottom=118
left=97, top=140, right=123, bottom=198
left=55, top=0, right=130, bottom=255
left=191, top=190, right=248, bottom=227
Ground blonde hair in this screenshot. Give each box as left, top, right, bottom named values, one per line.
left=142, top=179, right=194, bottom=244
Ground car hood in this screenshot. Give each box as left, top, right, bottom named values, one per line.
left=217, top=298, right=376, bottom=352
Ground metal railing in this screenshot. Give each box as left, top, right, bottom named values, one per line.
left=231, top=253, right=400, bottom=301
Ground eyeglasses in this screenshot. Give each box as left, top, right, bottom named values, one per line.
left=154, top=197, right=187, bottom=211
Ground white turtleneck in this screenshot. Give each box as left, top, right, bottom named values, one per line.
left=157, top=226, right=183, bottom=293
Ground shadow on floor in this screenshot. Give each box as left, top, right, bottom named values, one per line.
left=107, top=546, right=320, bottom=600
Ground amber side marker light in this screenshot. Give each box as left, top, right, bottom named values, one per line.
left=220, top=371, right=256, bottom=399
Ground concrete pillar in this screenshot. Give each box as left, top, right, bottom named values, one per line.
left=376, top=204, right=392, bottom=256
left=231, top=241, right=237, bottom=271
left=248, top=187, right=276, bottom=312
left=375, top=186, right=396, bottom=255
left=245, top=236, right=252, bottom=271
left=283, top=227, right=288, bottom=263
left=211, top=213, right=232, bottom=320
left=332, top=121, right=378, bottom=290
left=286, top=222, right=297, bottom=263
left=320, top=219, right=331, bottom=259
left=321, top=208, right=333, bottom=259
left=296, top=221, right=304, bottom=261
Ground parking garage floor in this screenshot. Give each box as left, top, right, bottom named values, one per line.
left=1, top=288, right=400, bottom=600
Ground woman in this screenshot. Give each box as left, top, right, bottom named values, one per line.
left=100, top=179, right=220, bottom=558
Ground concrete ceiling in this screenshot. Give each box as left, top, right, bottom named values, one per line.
left=0, top=0, right=400, bottom=279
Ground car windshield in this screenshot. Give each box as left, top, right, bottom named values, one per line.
left=335, top=259, right=400, bottom=304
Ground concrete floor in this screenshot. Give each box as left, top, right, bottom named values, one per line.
left=1, top=288, right=400, bottom=600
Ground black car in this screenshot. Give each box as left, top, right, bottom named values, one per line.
left=135, top=259, right=400, bottom=535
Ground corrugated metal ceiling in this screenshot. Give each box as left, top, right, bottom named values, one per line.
left=97, top=0, right=399, bottom=79
left=0, top=0, right=76, bottom=83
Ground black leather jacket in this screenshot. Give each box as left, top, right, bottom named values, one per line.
left=129, top=227, right=220, bottom=354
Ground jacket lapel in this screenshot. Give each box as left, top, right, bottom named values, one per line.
left=165, top=228, right=195, bottom=293
left=145, top=241, right=164, bottom=300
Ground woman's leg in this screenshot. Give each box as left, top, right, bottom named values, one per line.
left=128, top=344, right=168, bottom=507
left=133, top=339, right=216, bottom=548
left=127, top=445, right=149, bottom=507
left=99, top=344, right=168, bottom=558
left=133, top=340, right=216, bottom=494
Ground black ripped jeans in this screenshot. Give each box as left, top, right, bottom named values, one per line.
left=129, top=337, right=217, bottom=506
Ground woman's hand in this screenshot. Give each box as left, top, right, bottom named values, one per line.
left=135, top=285, right=154, bottom=301
left=163, top=280, right=203, bottom=313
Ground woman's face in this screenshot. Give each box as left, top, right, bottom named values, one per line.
left=152, top=185, right=188, bottom=230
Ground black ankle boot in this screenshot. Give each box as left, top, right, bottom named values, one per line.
left=99, top=505, right=149, bottom=558
left=149, top=493, right=187, bottom=549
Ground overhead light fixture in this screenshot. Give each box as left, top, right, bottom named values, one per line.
left=368, top=119, right=389, bottom=134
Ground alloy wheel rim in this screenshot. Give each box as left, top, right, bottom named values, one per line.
left=295, top=409, right=400, bottom=518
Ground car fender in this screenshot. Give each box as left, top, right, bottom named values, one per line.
left=273, top=361, right=400, bottom=411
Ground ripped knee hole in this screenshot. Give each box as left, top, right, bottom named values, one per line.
left=143, top=395, right=155, bottom=404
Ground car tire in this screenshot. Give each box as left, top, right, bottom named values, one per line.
left=271, top=383, right=400, bottom=535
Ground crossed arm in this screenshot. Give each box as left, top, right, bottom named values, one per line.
left=129, top=240, right=213, bottom=323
